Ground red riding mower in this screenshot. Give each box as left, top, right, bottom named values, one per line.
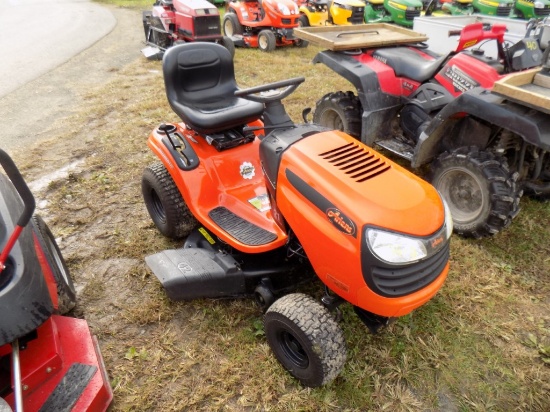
left=141, top=42, right=452, bottom=386
left=0, top=150, right=112, bottom=411
left=223, top=0, right=307, bottom=51
left=142, top=0, right=235, bottom=59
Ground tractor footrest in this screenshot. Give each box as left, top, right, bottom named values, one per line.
left=376, top=138, right=414, bottom=161
left=209, top=207, right=277, bottom=246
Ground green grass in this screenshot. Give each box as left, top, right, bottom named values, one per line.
left=11, top=3, right=550, bottom=411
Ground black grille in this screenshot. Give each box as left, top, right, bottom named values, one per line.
left=194, top=15, right=221, bottom=37
left=535, top=7, right=550, bottom=16
left=319, top=142, right=390, bottom=182
left=368, top=241, right=449, bottom=297
left=496, top=6, right=512, bottom=16
left=282, top=18, right=292, bottom=24
left=405, top=9, right=421, bottom=21
left=348, top=7, right=365, bottom=24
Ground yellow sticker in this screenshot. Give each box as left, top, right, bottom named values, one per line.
left=199, top=227, right=216, bottom=245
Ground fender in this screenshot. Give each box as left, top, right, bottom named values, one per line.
left=313, top=51, right=401, bottom=145
left=413, top=88, right=550, bottom=168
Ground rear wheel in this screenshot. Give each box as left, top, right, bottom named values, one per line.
left=142, top=162, right=197, bottom=239
left=258, top=30, right=276, bottom=52
left=150, top=17, right=171, bottom=49
left=264, top=293, right=347, bottom=387
left=32, top=215, right=76, bottom=314
left=313, top=91, right=362, bottom=138
left=223, top=13, right=243, bottom=36
left=220, top=36, right=235, bottom=57
left=430, top=147, right=521, bottom=238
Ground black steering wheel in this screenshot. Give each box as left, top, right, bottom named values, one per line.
left=235, top=77, right=305, bottom=103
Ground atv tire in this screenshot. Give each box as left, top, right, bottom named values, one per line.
left=264, top=293, right=347, bottom=387
left=258, top=30, right=277, bottom=52
left=313, top=91, right=362, bottom=138
left=223, top=13, right=243, bottom=37
left=150, top=17, right=171, bottom=50
left=430, top=147, right=521, bottom=238
left=32, top=215, right=76, bottom=314
left=142, top=162, right=198, bottom=239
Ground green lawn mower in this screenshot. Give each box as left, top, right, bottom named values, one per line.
left=364, top=0, right=423, bottom=27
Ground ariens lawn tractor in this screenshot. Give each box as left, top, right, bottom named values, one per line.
left=141, top=0, right=234, bottom=59
left=0, top=150, right=112, bottom=411
left=141, top=42, right=452, bottom=387
left=296, top=0, right=366, bottom=27
left=223, top=0, right=307, bottom=51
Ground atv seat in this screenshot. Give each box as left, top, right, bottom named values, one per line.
left=163, top=43, right=264, bottom=134
left=373, top=48, right=447, bottom=83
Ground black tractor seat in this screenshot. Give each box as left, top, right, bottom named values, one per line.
left=163, top=43, right=264, bottom=134
left=372, top=47, right=448, bottom=83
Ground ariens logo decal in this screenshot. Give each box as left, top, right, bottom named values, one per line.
left=326, top=208, right=356, bottom=237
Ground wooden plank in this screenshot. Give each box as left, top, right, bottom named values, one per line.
left=294, top=24, right=428, bottom=50
left=492, top=68, right=550, bottom=114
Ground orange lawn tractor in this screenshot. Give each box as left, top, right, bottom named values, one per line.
left=223, top=0, right=308, bottom=51
left=141, top=42, right=452, bottom=387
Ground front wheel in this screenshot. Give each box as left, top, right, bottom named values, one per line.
left=220, top=36, right=235, bottom=58
left=142, top=162, right=198, bottom=239
left=258, top=30, right=276, bottom=52
left=313, top=91, right=362, bottom=138
left=430, top=147, right=521, bottom=238
left=32, top=215, right=76, bottom=314
left=264, top=293, right=347, bottom=387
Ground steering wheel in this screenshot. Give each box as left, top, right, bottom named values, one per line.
left=235, top=77, right=305, bottom=103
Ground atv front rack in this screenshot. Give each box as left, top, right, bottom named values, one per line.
left=294, top=24, right=428, bottom=51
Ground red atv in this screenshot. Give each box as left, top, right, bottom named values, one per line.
left=308, top=21, right=547, bottom=237
left=223, top=0, right=308, bottom=51
left=0, top=150, right=112, bottom=411
left=141, top=42, right=452, bottom=387
left=142, top=0, right=235, bottom=58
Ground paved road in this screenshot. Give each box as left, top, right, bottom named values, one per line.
left=0, top=0, right=142, bottom=151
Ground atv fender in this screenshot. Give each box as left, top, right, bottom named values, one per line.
left=413, top=88, right=550, bottom=168
left=313, top=51, right=401, bottom=146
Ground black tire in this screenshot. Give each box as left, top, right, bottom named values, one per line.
left=430, top=147, right=521, bottom=238
left=294, top=38, right=309, bottom=48
left=32, top=215, right=76, bottom=314
left=150, top=17, right=171, bottom=49
left=298, top=14, right=310, bottom=27
left=223, top=13, right=243, bottom=36
left=313, top=91, right=362, bottom=138
left=264, top=293, right=347, bottom=387
left=220, top=36, right=235, bottom=58
left=258, top=30, right=276, bottom=52
left=142, top=162, right=197, bottom=239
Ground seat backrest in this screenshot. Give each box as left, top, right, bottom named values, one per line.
left=163, top=42, right=237, bottom=110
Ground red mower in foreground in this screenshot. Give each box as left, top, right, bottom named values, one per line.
left=0, top=151, right=112, bottom=411
left=141, top=42, right=452, bottom=386
left=223, top=0, right=307, bottom=51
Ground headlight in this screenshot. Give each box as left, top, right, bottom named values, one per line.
left=535, top=1, right=544, bottom=8
left=278, top=3, right=291, bottom=14
left=406, top=6, right=416, bottom=10
left=366, top=195, right=452, bottom=265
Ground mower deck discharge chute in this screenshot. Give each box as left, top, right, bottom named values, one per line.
left=142, top=42, right=452, bottom=387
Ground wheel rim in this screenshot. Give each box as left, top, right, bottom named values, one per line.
left=278, top=330, right=309, bottom=369
left=259, top=35, right=267, bottom=50
left=436, top=167, right=485, bottom=224
left=150, top=190, right=167, bottom=224
left=319, top=109, right=344, bottom=131
left=224, top=19, right=234, bottom=37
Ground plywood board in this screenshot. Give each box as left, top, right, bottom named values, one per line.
left=493, top=68, right=550, bottom=114
left=294, top=24, right=428, bottom=50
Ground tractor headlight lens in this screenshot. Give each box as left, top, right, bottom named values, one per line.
left=366, top=195, right=452, bottom=265
left=535, top=1, right=544, bottom=7
left=278, top=3, right=291, bottom=14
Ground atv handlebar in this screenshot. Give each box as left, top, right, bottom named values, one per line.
left=0, top=150, right=35, bottom=228
left=235, top=77, right=305, bottom=103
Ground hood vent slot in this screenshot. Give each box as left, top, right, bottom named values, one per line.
left=319, top=142, right=390, bottom=182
